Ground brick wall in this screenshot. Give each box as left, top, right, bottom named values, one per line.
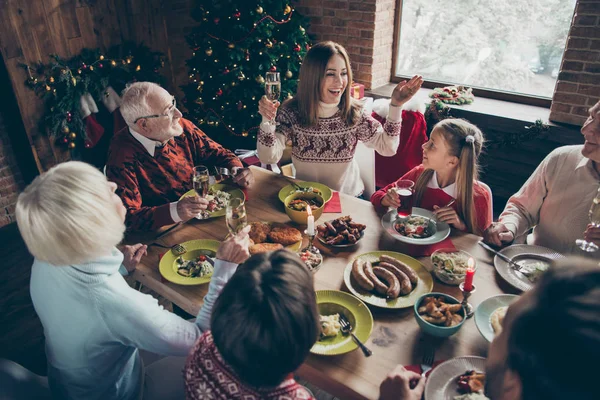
left=550, top=0, right=600, bottom=126
left=295, top=0, right=396, bottom=89
left=0, top=110, right=24, bottom=227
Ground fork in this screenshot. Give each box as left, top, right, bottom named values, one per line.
left=420, top=345, right=435, bottom=377
left=339, top=314, right=372, bottom=357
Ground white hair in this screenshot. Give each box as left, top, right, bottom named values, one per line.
left=16, top=161, right=125, bottom=266
left=119, top=82, right=165, bottom=127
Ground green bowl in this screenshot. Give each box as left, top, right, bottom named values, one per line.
left=414, top=292, right=465, bottom=337
left=284, top=192, right=325, bottom=225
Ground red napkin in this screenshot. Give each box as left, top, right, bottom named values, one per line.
left=241, top=155, right=260, bottom=167
left=403, top=236, right=457, bottom=257
left=323, top=191, right=342, bottom=213
left=405, top=360, right=445, bottom=377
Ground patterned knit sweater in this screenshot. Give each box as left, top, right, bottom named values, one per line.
left=106, top=118, right=242, bottom=231
left=184, top=331, right=314, bottom=400
left=257, top=102, right=402, bottom=196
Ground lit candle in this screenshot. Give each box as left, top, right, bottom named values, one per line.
left=306, top=205, right=315, bottom=236
left=464, top=258, right=475, bottom=292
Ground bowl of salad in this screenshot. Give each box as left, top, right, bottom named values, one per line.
left=431, top=249, right=475, bottom=286
left=284, top=192, right=325, bottom=224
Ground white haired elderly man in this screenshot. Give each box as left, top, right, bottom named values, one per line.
left=106, top=82, right=254, bottom=231
left=484, top=100, right=600, bottom=256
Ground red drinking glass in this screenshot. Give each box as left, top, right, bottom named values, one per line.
left=395, top=180, right=414, bottom=217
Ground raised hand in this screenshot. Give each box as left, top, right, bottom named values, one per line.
left=258, top=96, right=281, bottom=121
left=391, top=75, right=424, bottom=107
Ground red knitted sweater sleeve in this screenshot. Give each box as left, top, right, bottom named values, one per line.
left=370, top=165, right=425, bottom=208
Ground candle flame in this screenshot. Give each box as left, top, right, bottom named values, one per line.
left=306, top=204, right=312, bottom=216
left=467, top=257, right=475, bottom=269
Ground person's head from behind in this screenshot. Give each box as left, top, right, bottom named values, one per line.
left=210, top=250, right=319, bottom=387
left=119, top=82, right=183, bottom=143
left=16, top=161, right=126, bottom=266
left=416, top=118, right=484, bottom=233
left=486, top=257, right=600, bottom=400
left=293, top=41, right=360, bottom=126
left=581, top=100, right=600, bottom=163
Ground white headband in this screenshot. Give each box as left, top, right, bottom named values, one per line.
left=465, top=135, right=475, bottom=144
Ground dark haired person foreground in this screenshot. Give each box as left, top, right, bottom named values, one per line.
left=379, top=257, right=600, bottom=400
left=184, top=250, right=319, bottom=399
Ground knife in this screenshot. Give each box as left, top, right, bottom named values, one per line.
left=478, top=241, right=523, bottom=271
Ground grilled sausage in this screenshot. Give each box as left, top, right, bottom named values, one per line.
left=379, top=255, right=419, bottom=287
left=351, top=259, right=375, bottom=291
left=363, top=260, right=389, bottom=296
left=372, top=267, right=401, bottom=298
left=378, top=261, right=412, bottom=295
left=325, top=221, right=337, bottom=235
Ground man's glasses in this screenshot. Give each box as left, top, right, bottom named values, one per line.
left=134, top=97, right=177, bottom=124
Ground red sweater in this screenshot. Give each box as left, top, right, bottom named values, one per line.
left=106, top=119, right=243, bottom=231
left=371, top=165, right=493, bottom=233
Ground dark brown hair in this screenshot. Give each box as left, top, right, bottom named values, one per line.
left=284, top=41, right=362, bottom=127
left=210, top=250, right=320, bottom=388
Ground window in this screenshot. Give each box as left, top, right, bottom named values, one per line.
left=393, top=0, right=577, bottom=104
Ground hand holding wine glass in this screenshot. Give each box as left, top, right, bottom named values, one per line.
left=263, top=71, right=281, bottom=126
left=193, top=165, right=210, bottom=198
left=226, top=197, right=248, bottom=235
left=576, top=187, right=600, bottom=252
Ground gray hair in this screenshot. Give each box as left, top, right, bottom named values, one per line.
left=16, top=161, right=125, bottom=266
left=119, top=82, right=164, bottom=127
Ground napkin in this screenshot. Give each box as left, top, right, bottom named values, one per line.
left=405, top=360, right=445, bottom=377
left=403, top=236, right=457, bottom=257
left=323, top=192, right=342, bottom=213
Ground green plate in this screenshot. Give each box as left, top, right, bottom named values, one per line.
left=181, top=184, right=245, bottom=219
left=278, top=182, right=333, bottom=204
left=343, top=251, right=433, bottom=309
left=311, top=290, right=374, bottom=356
left=159, top=239, right=219, bottom=285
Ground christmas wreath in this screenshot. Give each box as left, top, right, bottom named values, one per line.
left=430, top=85, right=475, bottom=105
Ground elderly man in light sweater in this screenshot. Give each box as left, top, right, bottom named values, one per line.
left=484, top=100, right=600, bottom=256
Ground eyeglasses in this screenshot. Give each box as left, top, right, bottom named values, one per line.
left=134, top=97, right=177, bottom=124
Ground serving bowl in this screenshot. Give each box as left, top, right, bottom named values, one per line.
left=431, top=249, right=475, bottom=286
left=414, top=292, right=465, bottom=337
left=284, top=192, right=324, bottom=224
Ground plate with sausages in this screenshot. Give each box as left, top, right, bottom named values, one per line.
left=343, top=251, right=433, bottom=308
left=316, top=216, right=366, bottom=247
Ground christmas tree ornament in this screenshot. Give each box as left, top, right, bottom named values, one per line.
left=49, top=77, right=54, bottom=83
left=299, top=26, right=305, bottom=33
left=62, top=137, right=69, bottom=144
left=238, top=73, right=245, bottom=81
left=233, top=11, right=241, bottom=18
left=69, top=132, right=77, bottom=139
left=270, top=66, right=277, bottom=72
left=111, top=60, right=117, bottom=66
left=216, top=88, right=223, bottom=96
left=266, top=40, right=273, bottom=48
left=256, top=6, right=263, bottom=14
left=242, top=131, right=249, bottom=137
left=205, top=48, right=213, bottom=56
left=256, top=75, right=265, bottom=84
left=85, top=142, right=91, bottom=149
left=62, top=126, right=70, bottom=134
left=223, top=68, right=230, bottom=74
left=136, top=65, right=141, bottom=71
left=293, top=44, right=301, bottom=52
left=285, top=70, right=292, bottom=79
left=99, top=55, right=104, bottom=60
left=284, top=5, right=292, bottom=15
left=68, top=142, right=76, bottom=149
left=237, top=101, right=243, bottom=111
left=98, top=63, right=103, bottom=68
left=89, top=65, right=94, bottom=71
left=45, top=85, right=51, bottom=91
left=228, top=43, right=235, bottom=49
left=214, top=17, right=220, bottom=24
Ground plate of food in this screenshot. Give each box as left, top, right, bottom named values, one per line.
left=494, top=245, right=564, bottom=291
left=310, top=290, right=373, bottom=356
left=316, top=216, right=366, bottom=247
left=180, top=184, right=245, bottom=219
left=475, top=294, right=519, bottom=342
left=424, top=356, right=489, bottom=400
left=343, top=251, right=433, bottom=309
left=247, top=221, right=303, bottom=254
left=278, top=181, right=333, bottom=204
left=298, top=248, right=324, bottom=273
left=381, top=208, right=451, bottom=245
left=159, top=239, right=219, bottom=285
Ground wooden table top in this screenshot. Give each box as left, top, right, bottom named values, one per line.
left=130, top=166, right=518, bottom=400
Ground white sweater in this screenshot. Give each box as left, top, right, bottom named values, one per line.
left=30, top=248, right=237, bottom=400
left=257, top=102, right=402, bottom=196
left=499, top=145, right=600, bottom=256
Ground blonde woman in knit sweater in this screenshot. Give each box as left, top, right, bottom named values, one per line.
left=257, top=41, right=423, bottom=196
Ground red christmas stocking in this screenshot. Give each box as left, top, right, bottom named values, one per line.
left=101, top=86, right=127, bottom=135
left=79, top=93, right=105, bottom=148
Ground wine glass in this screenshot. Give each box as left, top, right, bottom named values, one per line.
left=575, top=187, right=600, bottom=252
left=226, top=197, right=247, bottom=235
left=193, top=166, right=210, bottom=198
left=264, top=71, right=281, bottom=126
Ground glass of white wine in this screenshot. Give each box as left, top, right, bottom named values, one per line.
left=226, top=197, right=247, bottom=236
left=193, top=165, right=210, bottom=198
left=575, top=187, right=600, bottom=252
left=264, top=71, right=281, bottom=126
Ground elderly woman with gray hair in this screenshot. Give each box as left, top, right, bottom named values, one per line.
left=16, top=161, right=251, bottom=400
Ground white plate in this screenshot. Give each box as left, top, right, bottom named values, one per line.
left=474, top=294, right=519, bottom=342
left=381, top=208, right=451, bottom=245
left=494, top=245, right=564, bottom=291
left=425, top=356, right=487, bottom=400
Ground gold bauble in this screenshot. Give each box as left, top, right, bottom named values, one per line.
left=284, top=5, right=291, bottom=14
left=89, top=65, right=94, bottom=71
left=228, top=43, right=235, bottom=49
left=256, top=6, right=263, bottom=14
left=266, top=40, right=273, bottom=48
left=45, top=85, right=51, bottom=91
left=205, top=48, right=213, bottom=56
left=238, top=73, right=245, bottom=81
left=299, top=26, right=305, bottom=33
left=242, top=131, right=249, bottom=137
left=256, top=75, right=265, bottom=84
left=99, top=55, right=104, bottom=60
left=62, top=126, right=70, bottom=134
left=71, top=77, right=77, bottom=86
left=68, top=142, right=76, bottom=149
left=49, top=77, right=55, bottom=83
left=69, top=132, right=77, bottom=139
left=285, top=70, right=292, bottom=79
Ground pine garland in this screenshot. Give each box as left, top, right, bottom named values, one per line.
left=20, top=42, right=165, bottom=151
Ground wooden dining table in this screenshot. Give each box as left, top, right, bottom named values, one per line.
left=128, top=166, right=519, bottom=400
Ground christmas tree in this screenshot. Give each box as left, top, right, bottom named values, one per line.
left=182, top=1, right=311, bottom=150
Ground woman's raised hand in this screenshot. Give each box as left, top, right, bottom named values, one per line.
left=391, top=75, right=423, bottom=107
left=258, top=96, right=281, bottom=121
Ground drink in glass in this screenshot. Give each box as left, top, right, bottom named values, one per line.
left=193, top=166, right=210, bottom=198
left=395, top=180, right=415, bottom=218
left=576, top=187, right=600, bottom=252
left=264, top=72, right=281, bottom=125
left=226, top=197, right=247, bottom=235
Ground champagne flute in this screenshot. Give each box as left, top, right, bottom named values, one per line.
left=193, top=165, right=210, bottom=198
left=226, top=197, right=247, bottom=235
left=264, top=71, right=281, bottom=126
left=575, top=187, right=600, bottom=252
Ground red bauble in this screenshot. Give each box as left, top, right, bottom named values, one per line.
left=98, top=63, right=103, bottom=68
left=270, top=66, right=277, bottom=72
left=293, top=44, right=301, bottom=52
left=62, top=137, right=69, bottom=144
left=233, top=11, right=241, bottom=18
left=216, top=89, right=223, bottom=96
left=214, top=17, right=220, bottom=24
left=223, top=68, right=230, bottom=74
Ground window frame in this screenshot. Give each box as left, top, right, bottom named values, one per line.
left=390, top=0, right=553, bottom=108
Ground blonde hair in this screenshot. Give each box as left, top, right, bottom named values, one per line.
left=285, top=41, right=362, bottom=127
left=16, top=161, right=125, bottom=266
left=414, top=119, right=484, bottom=234
left=119, top=82, right=164, bottom=127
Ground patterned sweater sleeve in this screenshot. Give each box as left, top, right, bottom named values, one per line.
left=106, top=163, right=173, bottom=231
left=355, top=105, right=402, bottom=157
left=256, top=108, right=294, bottom=164
left=187, top=121, right=243, bottom=169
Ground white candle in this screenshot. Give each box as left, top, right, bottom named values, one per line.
left=306, top=205, right=315, bottom=235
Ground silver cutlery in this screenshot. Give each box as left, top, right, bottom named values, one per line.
left=478, top=241, right=523, bottom=271
left=420, top=345, right=435, bottom=377
left=339, top=314, right=372, bottom=357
